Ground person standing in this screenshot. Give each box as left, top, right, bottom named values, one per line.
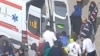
left=81, top=37, right=96, bottom=56
left=70, top=1, right=82, bottom=38
left=2, top=40, right=12, bottom=56
left=48, top=40, right=66, bottom=56
left=42, top=25, right=57, bottom=47
left=89, top=1, right=98, bottom=33
left=43, top=42, right=51, bottom=56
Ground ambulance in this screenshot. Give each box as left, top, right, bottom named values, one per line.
left=0, top=0, right=71, bottom=49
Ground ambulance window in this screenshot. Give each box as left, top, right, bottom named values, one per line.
left=28, top=14, right=40, bottom=36
left=54, top=1, right=67, bottom=17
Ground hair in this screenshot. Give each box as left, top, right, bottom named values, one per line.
left=62, top=31, right=66, bottom=36
left=31, top=43, right=37, bottom=51
left=46, top=25, right=51, bottom=30
left=56, top=32, right=62, bottom=40
left=54, top=40, right=62, bottom=47
left=90, top=1, right=96, bottom=7
left=89, top=1, right=97, bottom=12
left=77, top=1, right=82, bottom=5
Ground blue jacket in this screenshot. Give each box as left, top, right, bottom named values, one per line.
left=72, top=4, right=82, bottom=16
left=59, top=36, right=69, bottom=47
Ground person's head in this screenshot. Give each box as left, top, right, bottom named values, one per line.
left=89, top=1, right=96, bottom=12
left=61, top=31, right=66, bottom=36
left=76, top=0, right=82, bottom=5
left=56, top=32, right=62, bottom=40
left=46, top=25, right=51, bottom=31
left=90, top=1, right=96, bottom=7
left=54, top=40, right=62, bottom=47
left=31, top=43, right=37, bottom=51
left=44, top=42, right=50, bottom=49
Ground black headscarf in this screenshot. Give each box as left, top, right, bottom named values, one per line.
left=89, top=1, right=96, bottom=13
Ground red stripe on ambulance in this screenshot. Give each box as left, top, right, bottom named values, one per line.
left=0, top=0, right=22, bottom=10
left=0, top=21, right=40, bottom=40
left=0, top=21, right=18, bottom=32
left=27, top=31, right=40, bottom=40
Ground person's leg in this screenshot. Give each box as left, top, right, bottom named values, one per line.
left=75, top=16, right=82, bottom=38
left=70, top=15, right=74, bottom=32
left=93, top=20, right=96, bottom=33
left=73, top=16, right=79, bottom=40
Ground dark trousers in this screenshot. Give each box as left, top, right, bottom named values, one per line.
left=71, top=15, right=82, bottom=38
left=87, top=50, right=96, bottom=56
left=92, top=20, right=96, bottom=33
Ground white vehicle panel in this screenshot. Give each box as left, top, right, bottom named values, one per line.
left=0, top=3, right=22, bottom=31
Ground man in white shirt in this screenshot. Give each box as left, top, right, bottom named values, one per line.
left=67, top=38, right=81, bottom=56
left=42, top=26, right=57, bottom=47
left=81, top=37, right=96, bottom=56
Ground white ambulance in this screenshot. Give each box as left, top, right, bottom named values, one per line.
left=0, top=0, right=42, bottom=48
left=0, top=0, right=71, bottom=49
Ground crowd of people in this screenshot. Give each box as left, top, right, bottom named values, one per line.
left=28, top=24, right=97, bottom=56
left=35, top=0, right=98, bottom=56
left=0, top=39, right=25, bottom=56
left=40, top=26, right=96, bottom=56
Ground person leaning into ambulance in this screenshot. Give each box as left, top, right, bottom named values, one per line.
left=42, top=25, right=57, bottom=47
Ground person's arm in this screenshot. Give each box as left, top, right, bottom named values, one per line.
left=78, top=46, right=82, bottom=56
left=52, top=32, right=57, bottom=41
left=82, top=41, right=87, bottom=56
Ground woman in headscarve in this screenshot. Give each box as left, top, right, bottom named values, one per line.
left=89, top=1, right=98, bottom=33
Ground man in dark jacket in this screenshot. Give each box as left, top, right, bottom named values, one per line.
left=48, top=41, right=66, bottom=56
left=71, top=1, right=82, bottom=38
